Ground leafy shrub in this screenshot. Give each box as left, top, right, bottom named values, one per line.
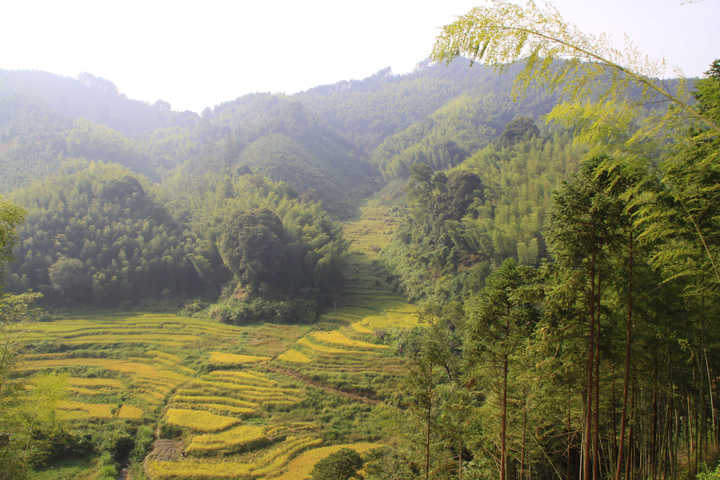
left=310, top=448, right=363, bottom=480
left=130, top=425, right=154, bottom=463
left=698, top=465, right=720, bottom=480
left=209, top=297, right=318, bottom=325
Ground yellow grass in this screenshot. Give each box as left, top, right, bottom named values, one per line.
left=185, top=425, right=267, bottom=454
left=311, top=331, right=389, bottom=350
left=186, top=380, right=292, bottom=396
left=148, top=351, right=182, bottom=363
left=67, top=377, right=124, bottom=388
left=57, top=401, right=113, bottom=419
left=60, top=334, right=197, bottom=345
left=250, top=436, right=323, bottom=476
left=69, top=386, right=115, bottom=396
left=297, top=337, right=352, bottom=354
left=138, top=392, right=165, bottom=404
left=272, top=441, right=382, bottom=480
left=277, top=349, right=312, bottom=363
left=209, top=352, right=270, bottom=365
left=172, top=402, right=255, bottom=415
left=172, top=395, right=258, bottom=409
left=118, top=404, right=143, bottom=420
left=145, top=458, right=252, bottom=480
left=350, top=323, right=374, bottom=334
left=165, top=408, right=241, bottom=432
left=208, top=370, right=274, bottom=385
left=19, top=358, right=189, bottom=385
left=351, top=311, right=419, bottom=333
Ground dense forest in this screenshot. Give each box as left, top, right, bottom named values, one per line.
left=1, top=3, right=719, bottom=480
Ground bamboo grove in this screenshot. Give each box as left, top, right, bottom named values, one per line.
left=376, top=3, right=720, bottom=480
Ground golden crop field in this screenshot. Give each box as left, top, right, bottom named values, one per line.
left=185, top=424, right=267, bottom=455
left=311, top=331, right=389, bottom=349
left=57, top=400, right=113, bottom=419
left=209, top=351, right=271, bottom=366
left=165, top=408, right=241, bottom=432
left=277, top=349, right=311, bottom=363
left=17, top=205, right=421, bottom=480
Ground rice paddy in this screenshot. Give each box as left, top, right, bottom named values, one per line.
left=185, top=424, right=268, bottom=455
left=209, top=351, right=271, bottom=366
left=165, top=408, right=242, bottom=433
left=19, top=203, right=420, bottom=479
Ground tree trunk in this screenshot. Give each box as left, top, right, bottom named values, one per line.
left=594, top=274, right=601, bottom=480
left=568, top=384, right=574, bottom=480
left=521, top=396, right=527, bottom=480
left=705, top=349, right=716, bottom=448
left=615, top=230, right=633, bottom=480
left=501, top=353, right=508, bottom=480
left=584, top=247, right=597, bottom=480
left=425, top=385, right=432, bottom=480
left=458, top=437, right=463, bottom=480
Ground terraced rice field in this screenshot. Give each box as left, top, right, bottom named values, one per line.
left=18, top=203, right=419, bottom=479
left=271, top=203, right=419, bottom=399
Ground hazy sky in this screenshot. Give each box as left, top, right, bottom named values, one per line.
left=2, top=0, right=718, bottom=113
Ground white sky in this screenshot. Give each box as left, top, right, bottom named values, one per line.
left=1, top=0, right=718, bottom=113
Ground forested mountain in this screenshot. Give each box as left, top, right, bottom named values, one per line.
left=0, top=82, right=191, bottom=191
left=173, top=94, right=382, bottom=216
left=0, top=59, right=558, bottom=216
left=383, top=122, right=586, bottom=301
left=6, top=162, right=205, bottom=303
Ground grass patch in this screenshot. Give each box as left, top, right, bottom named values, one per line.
left=278, top=349, right=311, bottom=363
left=311, top=331, right=388, bottom=350
left=185, top=425, right=268, bottom=455
left=57, top=400, right=113, bottom=419
left=209, top=351, right=270, bottom=366
left=165, top=408, right=241, bottom=432
left=118, top=404, right=143, bottom=420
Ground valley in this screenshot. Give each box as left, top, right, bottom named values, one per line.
left=16, top=202, right=415, bottom=480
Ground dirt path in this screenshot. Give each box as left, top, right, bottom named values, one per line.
left=266, top=365, right=380, bottom=405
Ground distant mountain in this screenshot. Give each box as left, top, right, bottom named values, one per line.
left=0, top=70, right=198, bottom=136
left=183, top=94, right=381, bottom=216
left=0, top=59, right=667, bottom=216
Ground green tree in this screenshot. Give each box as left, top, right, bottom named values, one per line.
left=0, top=196, right=47, bottom=480
left=465, top=259, right=540, bottom=480
left=311, top=448, right=364, bottom=480
left=217, top=207, right=286, bottom=293
left=0, top=197, right=25, bottom=276
left=48, top=257, right=90, bottom=300
left=431, top=2, right=720, bottom=287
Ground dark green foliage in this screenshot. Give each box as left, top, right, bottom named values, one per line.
left=497, top=116, right=540, bottom=148
left=47, top=257, right=89, bottom=301
left=310, top=448, right=364, bottom=480
left=384, top=128, right=585, bottom=302
left=208, top=297, right=318, bottom=325
left=182, top=94, right=381, bottom=217
left=364, top=447, right=418, bottom=480
left=130, top=426, right=154, bottom=463
left=185, top=174, right=348, bottom=307
left=0, top=196, right=25, bottom=282
left=6, top=163, right=204, bottom=303
left=298, top=58, right=553, bottom=155
left=65, top=120, right=155, bottom=179
left=382, top=165, right=486, bottom=301
left=218, top=208, right=286, bottom=290
left=371, top=95, right=550, bottom=180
